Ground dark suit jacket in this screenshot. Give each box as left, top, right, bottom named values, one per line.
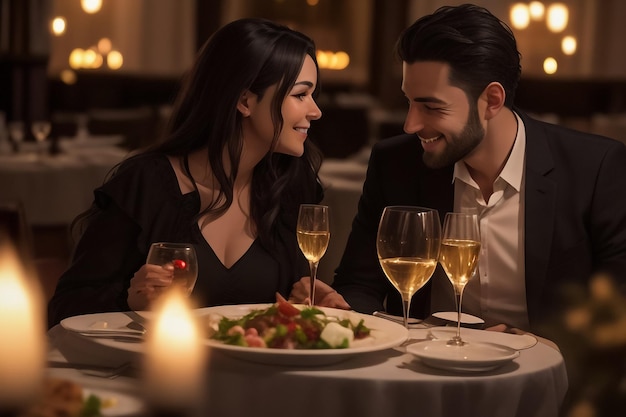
left=333, top=111, right=626, bottom=332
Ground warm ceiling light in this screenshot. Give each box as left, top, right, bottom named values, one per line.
left=529, top=2, right=545, bottom=21
left=561, top=36, right=577, bottom=55
left=547, top=3, right=568, bottom=33
left=60, top=70, right=77, bottom=85
left=543, top=57, right=558, bottom=74
left=510, top=3, right=530, bottom=30
left=81, top=0, right=102, bottom=14
left=97, top=38, right=112, bottom=54
left=51, top=17, right=66, bottom=35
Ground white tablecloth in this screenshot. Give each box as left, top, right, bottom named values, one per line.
left=47, top=322, right=568, bottom=417
left=0, top=137, right=128, bottom=225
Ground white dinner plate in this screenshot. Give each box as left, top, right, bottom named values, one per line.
left=407, top=339, right=520, bottom=372
left=83, top=387, right=145, bottom=416
left=199, top=304, right=408, bottom=366
left=432, top=311, right=485, bottom=325
left=60, top=306, right=409, bottom=364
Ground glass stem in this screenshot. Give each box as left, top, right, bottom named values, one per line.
left=309, top=261, right=318, bottom=306
left=402, top=298, right=411, bottom=330
left=455, top=287, right=465, bottom=341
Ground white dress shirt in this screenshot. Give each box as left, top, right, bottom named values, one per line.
left=451, top=112, right=530, bottom=330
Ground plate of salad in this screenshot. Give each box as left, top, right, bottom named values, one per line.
left=199, top=299, right=408, bottom=366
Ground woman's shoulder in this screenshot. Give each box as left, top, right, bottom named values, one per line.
left=96, top=152, right=180, bottom=206
left=115, top=152, right=171, bottom=175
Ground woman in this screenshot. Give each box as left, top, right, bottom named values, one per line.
left=48, top=18, right=324, bottom=327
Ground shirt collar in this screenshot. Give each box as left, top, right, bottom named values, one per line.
left=453, top=111, right=525, bottom=192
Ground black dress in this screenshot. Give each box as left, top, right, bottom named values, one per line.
left=47, top=153, right=310, bottom=328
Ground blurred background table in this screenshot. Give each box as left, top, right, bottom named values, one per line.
left=0, top=136, right=128, bottom=226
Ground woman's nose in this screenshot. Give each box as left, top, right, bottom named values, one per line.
left=309, top=100, right=322, bottom=120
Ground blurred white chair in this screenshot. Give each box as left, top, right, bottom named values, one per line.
left=318, top=177, right=364, bottom=284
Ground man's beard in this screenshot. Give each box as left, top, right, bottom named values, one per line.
left=422, top=104, right=485, bottom=169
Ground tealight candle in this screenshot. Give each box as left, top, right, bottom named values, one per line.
left=144, top=288, right=207, bottom=415
left=0, top=244, right=46, bottom=412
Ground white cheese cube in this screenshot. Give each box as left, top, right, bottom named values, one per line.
left=320, top=322, right=354, bottom=348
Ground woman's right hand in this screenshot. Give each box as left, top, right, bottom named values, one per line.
left=127, top=263, right=173, bottom=310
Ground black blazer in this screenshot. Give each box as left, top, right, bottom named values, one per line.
left=333, top=111, right=626, bottom=332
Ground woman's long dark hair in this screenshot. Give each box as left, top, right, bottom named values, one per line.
left=73, top=18, right=323, bottom=251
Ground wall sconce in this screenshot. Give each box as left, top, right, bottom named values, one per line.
left=510, top=3, right=530, bottom=30
left=316, top=50, right=350, bottom=70
left=529, top=1, right=545, bottom=20
left=50, top=17, right=66, bottom=36
left=561, top=36, right=577, bottom=55
left=543, top=57, right=558, bottom=74
left=546, top=3, right=568, bottom=33
left=81, top=0, right=103, bottom=14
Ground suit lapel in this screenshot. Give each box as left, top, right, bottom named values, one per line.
left=520, top=114, right=557, bottom=325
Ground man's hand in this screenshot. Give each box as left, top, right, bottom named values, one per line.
left=290, top=277, right=351, bottom=310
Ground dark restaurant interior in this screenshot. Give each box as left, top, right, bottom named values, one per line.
left=1, top=1, right=626, bottom=416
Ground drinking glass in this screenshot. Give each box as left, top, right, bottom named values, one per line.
left=8, top=121, right=25, bottom=151
left=438, top=212, right=481, bottom=346
left=31, top=121, right=51, bottom=155
left=377, top=206, right=441, bottom=329
left=146, top=242, right=198, bottom=296
left=296, top=204, right=330, bottom=306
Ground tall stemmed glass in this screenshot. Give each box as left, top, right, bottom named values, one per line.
left=438, top=212, right=481, bottom=346
left=31, top=121, right=51, bottom=156
left=377, top=206, right=441, bottom=329
left=296, top=204, right=330, bottom=306
left=8, top=121, right=25, bottom=152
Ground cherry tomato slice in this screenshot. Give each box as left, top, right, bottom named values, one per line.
left=172, top=259, right=187, bottom=269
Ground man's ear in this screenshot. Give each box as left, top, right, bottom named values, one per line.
left=237, top=90, right=253, bottom=117
left=482, top=82, right=506, bottom=120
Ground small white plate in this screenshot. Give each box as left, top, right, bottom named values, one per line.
left=407, top=339, right=520, bottom=372
left=83, top=387, right=145, bottom=416
left=426, top=326, right=538, bottom=350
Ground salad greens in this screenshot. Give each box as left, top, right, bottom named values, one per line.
left=210, top=299, right=370, bottom=349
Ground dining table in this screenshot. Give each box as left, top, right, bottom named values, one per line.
left=0, top=135, right=129, bottom=226
left=46, top=307, right=569, bottom=417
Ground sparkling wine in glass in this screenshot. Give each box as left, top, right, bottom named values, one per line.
left=296, top=204, right=330, bottom=306
left=438, top=212, right=481, bottom=346
left=146, top=242, right=198, bottom=296
left=377, top=206, right=441, bottom=329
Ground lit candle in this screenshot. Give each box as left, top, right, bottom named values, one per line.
left=144, top=288, right=207, bottom=415
left=0, top=244, right=46, bottom=412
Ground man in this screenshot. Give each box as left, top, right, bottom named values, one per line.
left=299, top=4, right=626, bottom=336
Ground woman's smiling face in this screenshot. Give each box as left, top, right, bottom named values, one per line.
left=244, top=54, right=321, bottom=157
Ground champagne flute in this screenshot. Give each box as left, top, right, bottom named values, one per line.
left=296, top=204, right=330, bottom=306
left=146, top=242, right=198, bottom=297
left=377, top=206, right=441, bottom=329
left=438, top=212, right=481, bottom=346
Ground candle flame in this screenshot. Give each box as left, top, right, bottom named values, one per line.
left=0, top=242, right=46, bottom=408
left=144, top=288, right=207, bottom=410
